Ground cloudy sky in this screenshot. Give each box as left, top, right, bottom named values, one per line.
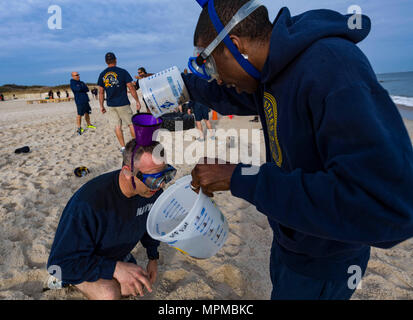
left=1, top=0, right=412, bottom=86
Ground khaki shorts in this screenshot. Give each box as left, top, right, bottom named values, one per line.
left=106, top=105, right=133, bottom=128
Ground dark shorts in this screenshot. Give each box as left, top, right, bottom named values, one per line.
left=193, top=103, right=210, bottom=121
left=76, top=102, right=91, bottom=116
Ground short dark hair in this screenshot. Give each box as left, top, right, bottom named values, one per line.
left=122, top=139, right=165, bottom=171
left=105, top=52, right=117, bottom=64
left=194, top=0, right=272, bottom=52
left=138, top=67, right=147, bottom=74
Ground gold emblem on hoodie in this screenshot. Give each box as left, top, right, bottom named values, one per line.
left=263, top=92, right=282, bottom=167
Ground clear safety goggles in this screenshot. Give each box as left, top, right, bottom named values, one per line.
left=188, top=0, right=262, bottom=82
left=189, top=47, right=219, bottom=81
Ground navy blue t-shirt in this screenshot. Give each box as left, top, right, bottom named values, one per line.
left=47, top=170, right=162, bottom=285
left=97, top=66, right=133, bottom=107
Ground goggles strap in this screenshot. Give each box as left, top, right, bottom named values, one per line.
left=130, top=144, right=139, bottom=190
left=207, top=0, right=261, bottom=80
left=196, top=0, right=208, bottom=7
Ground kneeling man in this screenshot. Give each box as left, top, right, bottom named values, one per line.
left=47, top=139, right=176, bottom=299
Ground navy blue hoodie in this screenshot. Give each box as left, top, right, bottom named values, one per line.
left=183, top=8, right=413, bottom=280
left=70, top=79, right=90, bottom=106
left=47, top=170, right=161, bottom=285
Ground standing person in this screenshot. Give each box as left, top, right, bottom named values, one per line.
left=98, top=52, right=141, bottom=152
left=48, top=90, right=54, bottom=99
left=70, top=71, right=96, bottom=135
left=187, top=101, right=214, bottom=141
left=91, top=88, right=98, bottom=100
left=57, top=90, right=61, bottom=99
left=0, top=93, right=4, bottom=101
left=186, top=0, right=413, bottom=300
left=47, top=140, right=176, bottom=300
left=135, top=67, right=153, bottom=84
left=134, top=67, right=153, bottom=113
left=65, top=90, right=69, bottom=98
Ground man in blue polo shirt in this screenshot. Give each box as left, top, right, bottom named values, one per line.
left=98, top=52, right=141, bottom=152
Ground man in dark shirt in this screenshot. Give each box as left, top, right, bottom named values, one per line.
left=70, top=72, right=96, bottom=135
left=47, top=140, right=175, bottom=299
left=98, top=52, right=141, bottom=152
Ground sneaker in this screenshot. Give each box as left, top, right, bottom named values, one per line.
left=209, top=136, right=216, bottom=141
left=87, top=124, right=96, bottom=129
left=197, top=137, right=205, bottom=142
left=120, top=147, right=126, bottom=153
left=77, top=128, right=84, bottom=135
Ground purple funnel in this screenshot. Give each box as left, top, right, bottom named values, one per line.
left=132, top=113, right=163, bottom=148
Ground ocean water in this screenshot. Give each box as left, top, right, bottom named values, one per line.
left=377, top=72, right=413, bottom=106
left=377, top=71, right=413, bottom=120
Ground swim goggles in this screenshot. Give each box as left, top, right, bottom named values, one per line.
left=135, top=164, right=177, bottom=190
left=129, top=143, right=176, bottom=190
left=188, top=0, right=262, bottom=82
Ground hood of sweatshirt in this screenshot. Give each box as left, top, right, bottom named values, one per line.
left=261, top=7, right=371, bottom=83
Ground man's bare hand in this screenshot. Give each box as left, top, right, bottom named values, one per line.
left=113, top=261, right=152, bottom=297
left=100, top=106, right=106, bottom=114
left=147, top=260, right=158, bottom=285
left=191, top=157, right=237, bottom=197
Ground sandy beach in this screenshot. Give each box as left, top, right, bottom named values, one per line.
left=0, top=99, right=412, bottom=300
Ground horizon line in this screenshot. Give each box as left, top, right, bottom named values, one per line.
left=1, top=70, right=413, bottom=88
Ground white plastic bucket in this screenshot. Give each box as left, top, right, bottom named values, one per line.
left=139, top=66, right=190, bottom=118
left=146, top=175, right=229, bottom=259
